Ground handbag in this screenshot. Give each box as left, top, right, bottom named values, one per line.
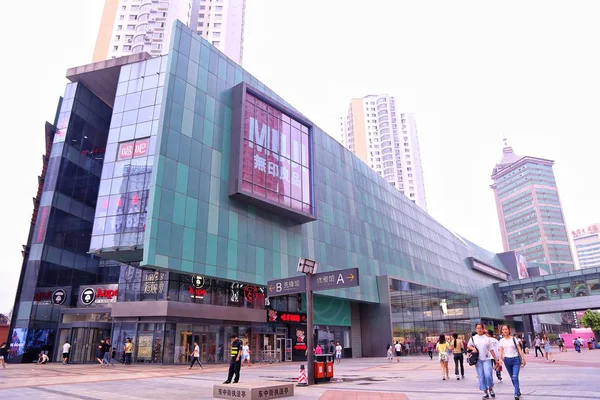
left=512, top=337, right=522, bottom=364
left=467, top=343, right=479, bottom=366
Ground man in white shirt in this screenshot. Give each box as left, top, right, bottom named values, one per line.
left=62, top=341, right=71, bottom=365
left=189, top=341, right=202, bottom=369
left=534, top=335, right=544, bottom=357
left=241, top=342, right=251, bottom=367
left=394, top=341, right=402, bottom=362
left=335, top=342, right=343, bottom=364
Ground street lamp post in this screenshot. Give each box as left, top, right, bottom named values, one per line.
left=297, top=258, right=318, bottom=385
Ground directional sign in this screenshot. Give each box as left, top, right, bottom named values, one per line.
left=266, top=276, right=306, bottom=297
left=312, top=268, right=359, bottom=291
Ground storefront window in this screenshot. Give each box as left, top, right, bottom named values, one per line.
left=112, top=322, right=136, bottom=362
left=135, top=323, right=156, bottom=362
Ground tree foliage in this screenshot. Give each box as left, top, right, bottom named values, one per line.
left=581, top=309, right=600, bottom=332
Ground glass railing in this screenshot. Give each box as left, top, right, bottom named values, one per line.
left=136, top=23, right=149, bottom=32
left=132, top=45, right=144, bottom=54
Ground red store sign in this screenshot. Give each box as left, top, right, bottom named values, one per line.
left=117, top=138, right=150, bottom=160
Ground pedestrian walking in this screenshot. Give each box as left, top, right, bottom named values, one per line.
left=124, top=338, right=133, bottom=365
left=189, top=341, right=203, bottom=369
left=386, top=343, right=394, bottom=362
left=223, top=334, right=242, bottom=384
left=436, top=334, right=450, bottom=380
left=328, top=341, right=335, bottom=355
left=241, top=342, right=251, bottom=367
left=468, top=322, right=498, bottom=399
left=534, top=335, right=544, bottom=358
left=542, top=334, right=555, bottom=363
left=449, top=333, right=465, bottom=380
left=97, top=339, right=106, bottom=366
left=0, top=342, right=8, bottom=369
left=394, top=341, right=402, bottom=362
left=486, top=330, right=502, bottom=382
left=427, top=341, right=434, bottom=360
left=109, top=347, right=117, bottom=366
left=557, top=337, right=565, bottom=352
left=498, top=325, right=526, bottom=400
left=335, top=341, right=343, bottom=363
left=62, top=341, right=70, bottom=365
left=573, top=337, right=581, bottom=353
left=103, top=339, right=111, bottom=366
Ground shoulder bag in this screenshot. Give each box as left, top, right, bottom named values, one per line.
left=512, top=337, right=522, bottom=364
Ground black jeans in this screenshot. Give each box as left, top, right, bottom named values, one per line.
left=428, top=350, right=433, bottom=359
left=535, top=346, right=544, bottom=357
left=190, top=356, right=202, bottom=368
left=453, top=353, right=464, bottom=377
left=226, top=358, right=241, bottom=382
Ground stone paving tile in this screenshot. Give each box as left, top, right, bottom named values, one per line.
left=0, top=350, right=598, bottom=399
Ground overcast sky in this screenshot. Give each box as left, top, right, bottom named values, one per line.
left=1, top=0, right=599, bottom=312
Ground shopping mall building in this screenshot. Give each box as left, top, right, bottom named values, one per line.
left=10, top=22, right=519, bottom=364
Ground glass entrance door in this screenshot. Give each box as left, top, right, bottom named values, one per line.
left=69, top=327, right=111, bottom=363
left=201, top=333, right=217, bottom=363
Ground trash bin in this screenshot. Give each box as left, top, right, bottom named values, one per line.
left=315, top=354, right=334, bottom=383
left=588, top=342, right=593, bottom=350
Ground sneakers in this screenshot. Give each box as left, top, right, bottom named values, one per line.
left=457, top=376, right=460, bottom=380
left=483, top=395, right=490, bottom=399
left=490, top=389, right=496, bottom=398
left=223, top=381, right=231, bottom=384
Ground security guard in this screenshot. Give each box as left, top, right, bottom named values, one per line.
left=223, top=333, right=243, bottom=384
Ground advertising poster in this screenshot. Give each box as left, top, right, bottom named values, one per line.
left=290, top=323, right=308, bottom=361
left=9, top=328, right=27, bottom=357
left=515, top=253, right=530, bottom=279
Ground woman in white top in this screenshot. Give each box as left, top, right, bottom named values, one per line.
left=467, top=322, right=498, bottom=399
left=498, top=325, right=526, bottom=400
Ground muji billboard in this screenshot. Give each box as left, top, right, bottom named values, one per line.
left=229, top=83, right=316, bottom=223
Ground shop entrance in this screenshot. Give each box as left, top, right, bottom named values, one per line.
left=178, top=330, right=217, bottom=364
left=56, top=326, right=111, bottom=363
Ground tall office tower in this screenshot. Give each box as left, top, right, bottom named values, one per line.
left=572, top=223, right=600, bottom=270
left=339, top=95, right=427, bottom=210
left=491, top=140, right=575, bottom=273
left=93, top=0, right=245, bottom=64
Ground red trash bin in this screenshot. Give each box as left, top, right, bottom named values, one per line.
left=314, top=362, right=325, bottom=379
left=326, top=360, right=334, bottom=378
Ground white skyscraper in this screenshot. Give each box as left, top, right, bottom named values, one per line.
left=572, top=223, right=600, bottom=270
left=93, top=0, right=246, bottom=64
left=339, top=94, right=427, bottom=210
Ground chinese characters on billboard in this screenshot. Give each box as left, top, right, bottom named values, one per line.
left=233, top=88, right=314, bottom=220
left=572, top=224, right=600, bottom=239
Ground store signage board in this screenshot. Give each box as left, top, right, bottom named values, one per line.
left=311, top=268, right=359, bottom=291
left=267, top=268, right=359, bottom=297
left=266, top=276, right=306, bottom=297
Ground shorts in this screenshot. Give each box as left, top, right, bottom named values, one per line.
left=0, top=356, right=4, bottom=360
left=62, top=353, right=69, bottom=359
left=395, top=351, right=401, bottom=356
left=97, top=352, right=105, bottom=359
left=336, top=353, right=342, bottom=359
left=242, top=355, right=250, bottom=361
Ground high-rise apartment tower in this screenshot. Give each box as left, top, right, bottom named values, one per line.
left=93, top=0, right=245, bottom=64
left=491, top=141, right=575, bottom=273
left=339, top=95, right=427, bottom=210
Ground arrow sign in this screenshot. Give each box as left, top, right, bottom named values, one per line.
left=266, top=276, right=306, bottom=297
left=311, top=267, right=359, bottom=291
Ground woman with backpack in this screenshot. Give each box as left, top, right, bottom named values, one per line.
left=449, top=333, right=465, bottom=380
left=435, top=334, right=450, bottom=380
left=468, top=322, right=498, bottom=399
left=498, top=325, right=526, bottom=400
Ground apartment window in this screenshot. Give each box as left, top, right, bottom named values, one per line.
left=404, top=143, right=409, bottom=146
left=214, top=23, right=222, bottom=28
left=115, top=35, right=121, bottom=41
left=131, top=5, right=139, bottom=11
left=123, top=45, right=131, bottom=51
left=409, top=180, right=414, bottom=184
left=129, top=15, right=137, bottom=21
left=406, top=161, right=411, bottom=165
left=215, top=14, right=223, bottom=19
left=120, top=15, right=125, bottom=20
left=410, top=193, right=415, bottom=198
left=213, top=41, right=220, bottom=46
left=198, top=22, right=204, bottom=27
left=127, top=24, right=136, bottom=30
left=152, top=44, right=162, bottom=50
left=117, top=25, right=123, bottom=30
left=113, top=46, right=119, bottom=51
left=200, top=5, right=205, bottom=10
left=405, top=149, right=410, bottom=152
left=215, top=6, right=223, bottom=11
left=408, top=174, right=413, bottom=177
left=213, top=32, right=221, bottom=37
left=125, top=35, right=133, bottom=42
left=407, top=167, right=412, bottom=171
left=199, top=13, right=205, bottom=18
left=121, top=6, right=126, bottom=10
left=198, top=30, right=203, bottom=35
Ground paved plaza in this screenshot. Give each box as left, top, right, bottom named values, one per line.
left=0, top=348, right=598, bottom=399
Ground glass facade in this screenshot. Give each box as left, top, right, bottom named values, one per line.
left=11, top=83, right=118, bottom=363
left=91, top=57, right=165, bottom=253
left=498, top=267, right=600, bottom=304
left=390, top=278, right=479, bottom=354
